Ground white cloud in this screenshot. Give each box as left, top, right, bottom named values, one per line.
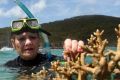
left=78, top=0, right=97, bottom=4
left=0, top=0, right=8, bottom=4
left=0, top=8, right=4, bottom=15
left=0, top=0, right=120, bottom=27
left=0, top=6, right=25, bottom=18
left=114, top=0, right=120, bottom=6
left=30, top=0, right=46, bottom=13
left=5, top=6, right=25, bottom=17
left=0, top=0, right=47, bottom=18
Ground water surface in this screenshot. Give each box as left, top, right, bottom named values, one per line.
left=0, top=47, right=116, bottom=80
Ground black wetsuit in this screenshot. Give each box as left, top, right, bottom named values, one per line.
left=4, top=53, right=62, bottom=74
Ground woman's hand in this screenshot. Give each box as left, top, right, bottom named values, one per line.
left=63, top=38, right=84, bottom=61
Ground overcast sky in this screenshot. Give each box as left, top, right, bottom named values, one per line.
left=0, top=0, right=120, bottom=27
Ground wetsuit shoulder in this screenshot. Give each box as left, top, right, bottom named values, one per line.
left=4, top=53, right=64, bottom=75
left=4, top=53, right=47, bottom=67
left=4, top=53, right=62, bottom=68
left=4, top=57, right=20, bottom=67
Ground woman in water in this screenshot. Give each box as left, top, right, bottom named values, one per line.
left=4, top=18, right=84, bottom=80
left=4, top=18, right=63, bottom=74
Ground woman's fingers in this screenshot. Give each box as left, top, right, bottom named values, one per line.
left=63, top=38, right=72, bottom=52
left=77, top=40, right=84, bottom=53
left=72, top=40, right=78, bottom=53
left=63, top=38, right=84, bottom=61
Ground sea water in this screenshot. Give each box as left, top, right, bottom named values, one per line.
left=0, top=47, right=116, bottom=80
left=0, top=49, right=64, bottom=80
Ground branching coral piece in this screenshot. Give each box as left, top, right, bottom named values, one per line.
left=108, top=24, right=120, bottom=72
left=31, top=25, right=120, bottom=80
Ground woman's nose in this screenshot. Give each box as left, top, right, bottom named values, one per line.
left=25, top=38, right=32, bottom=45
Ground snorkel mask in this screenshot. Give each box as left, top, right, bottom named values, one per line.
left=11, top=18, right=51, bottom=36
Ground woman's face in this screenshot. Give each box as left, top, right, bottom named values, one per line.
left=11, top=32, right=40, bottom=60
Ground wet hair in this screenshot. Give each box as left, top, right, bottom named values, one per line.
left=11, top=17, right=51, bottom=38
left=10, top=26, right=40, bottom=39
left=10, top=18, right=40, bottom=39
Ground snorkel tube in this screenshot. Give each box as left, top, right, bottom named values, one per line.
left=14, top=0, right=51, bottom=60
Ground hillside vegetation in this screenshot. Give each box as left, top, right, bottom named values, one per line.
left=0, top=15, right=120, bottom=48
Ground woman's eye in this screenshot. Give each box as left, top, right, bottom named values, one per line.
left=29, top=36, right=37, bottom=39
left=18, top=37, right=25, bottom=41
